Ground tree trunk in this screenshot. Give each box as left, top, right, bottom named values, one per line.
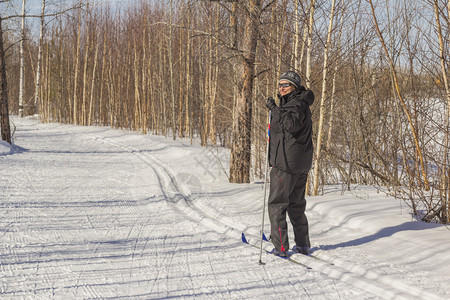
left=276, top=2, right=287, bottom=83
left=305, top=0, right=316, bottom=88
left=433, top=0, right=450, bottom=222
left=169, top=0, right=176, bottom=140
left=81, top=4, right=91, bottom=126
left=229, top=0, right=261, bottom=183
left=0, top=17, right=11, bottom=144
left=231, top=1, right=238, bottom=49
left=73, top=3, right=82, bottom=125
left=312, top=0, right=336, bottom=196
left=99, top=24, right=108, bottom=126
left=293, top=0, right=300, bottom=71
left=133, top=34, right=141, bottom=132
left=19, top=0, right=26, bottom=117
left=142, top=20, right=148, bottom=135
left=45, top=41, right=50, bottom=121
left=185, top=6, right=192, bottom=142
left=178, top=20, right=184, bottom=138
left=34, top=0, right=46, bottom=115
left=209, top=3, right=220, bottom=145
left=88, top=31, right=99, bottom=126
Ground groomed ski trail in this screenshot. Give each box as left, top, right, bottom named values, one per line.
left=2, top=117, right=448, bottom=299
left=89, top=130, right=444, bottom=300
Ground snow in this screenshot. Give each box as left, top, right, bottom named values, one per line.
left=1, top=116, right=450, bottom=299
left=0, top=140, right=11, bottom=155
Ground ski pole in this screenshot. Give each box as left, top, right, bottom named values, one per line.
left=259, top=111, right=271, bottom=265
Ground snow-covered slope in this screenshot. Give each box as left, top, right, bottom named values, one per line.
left=1, top=116, right=449, bottom=299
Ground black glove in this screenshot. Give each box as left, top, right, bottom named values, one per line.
left=266, top=97, right=277, bottom=111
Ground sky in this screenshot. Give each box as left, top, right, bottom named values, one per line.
left=2, top=0, right=134, bottom=17
left=1, top=0, right=134, bottom=38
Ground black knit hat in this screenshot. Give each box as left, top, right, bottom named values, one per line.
left=278, top=71, right=301, bottom=88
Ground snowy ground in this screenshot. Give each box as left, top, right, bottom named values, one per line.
left=1, top=116, right=450, bottom=299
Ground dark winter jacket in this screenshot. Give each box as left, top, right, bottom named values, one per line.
left=268, top=86, right=315, bottom=174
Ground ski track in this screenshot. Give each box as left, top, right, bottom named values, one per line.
left=90, top=131, right=444, bottom=300
left=1, top=119, right=448, bottom=299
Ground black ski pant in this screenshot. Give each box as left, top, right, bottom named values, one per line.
left=268, top=168, right=310, bottom=252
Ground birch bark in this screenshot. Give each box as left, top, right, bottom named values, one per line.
left=18, top=0, right=26, bottom=117
left=34, top=0, right=46, bottom=114
left=312, top=0, right=337, bottom=196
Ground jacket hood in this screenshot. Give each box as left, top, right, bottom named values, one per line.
left=301, top=89, right=315, bottom=106
left=278, top=86, right=315, bottom=107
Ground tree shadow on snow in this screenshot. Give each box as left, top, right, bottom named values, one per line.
left=312, top=221, right=442, bottom=252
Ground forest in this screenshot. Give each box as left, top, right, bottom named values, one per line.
left=1, top=0, right=449, bottom=223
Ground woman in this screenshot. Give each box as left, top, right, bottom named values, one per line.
left=265, top=71, right=315, bottom=257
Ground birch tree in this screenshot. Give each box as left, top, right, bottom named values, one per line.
left=81, top=1, right=91, bottom=126
left=305, top=0, right=316, bottom=88
left=432, top=0, right=450, bottom=222
left=169, top=0, right=176, bottom=140
left=73, top=3, right=82, bottom=125
left=312, top=0, right=337, bottom=196
left=18, top=0, right=25, bottom=117
left=292, top=0, right=303, bottom=72
left=33, top=0, right=46, bottom=113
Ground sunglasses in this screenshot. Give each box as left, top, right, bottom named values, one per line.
left=278, top=83, right=292, bottom=88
